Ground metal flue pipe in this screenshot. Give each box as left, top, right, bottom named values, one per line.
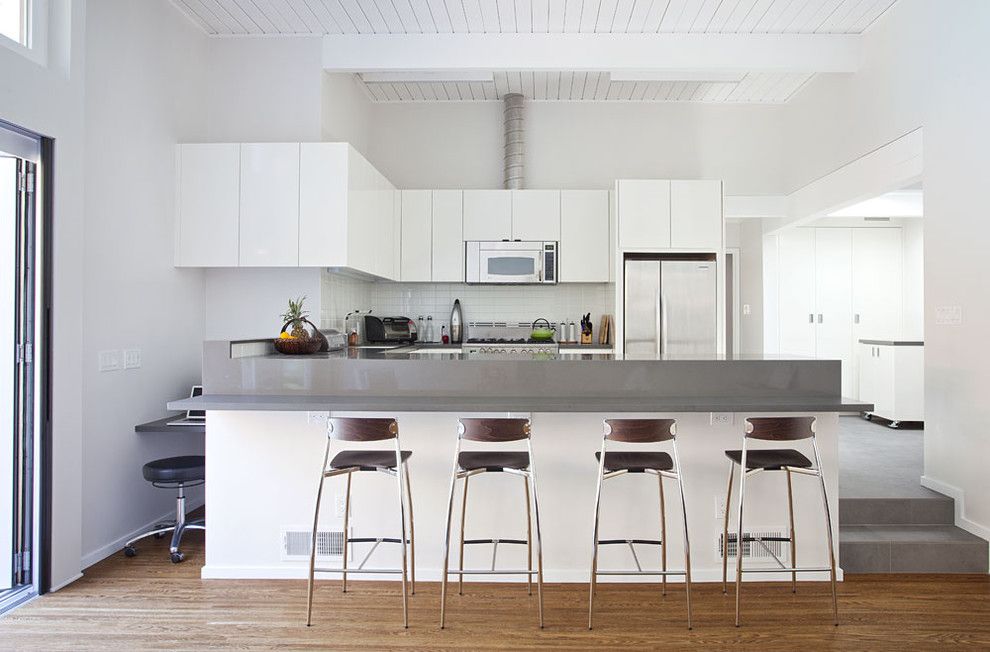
left=503, top=93, right=525, bottom=190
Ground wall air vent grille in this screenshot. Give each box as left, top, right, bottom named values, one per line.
left=719, top=529, right=787, bottom=559
left=282, top=528, right=346, bottom=560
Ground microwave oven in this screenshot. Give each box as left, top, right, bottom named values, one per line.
left=465, top=241, right=558, bottom=284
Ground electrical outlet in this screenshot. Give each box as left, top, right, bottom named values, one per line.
left=123, top=348, right=141, bottom=369
left=98, top=350, right=121, bottom=372
left=334, top=494, right=347, bottom=518
left=710, top=413, right=733, bottom=426
left=307, top=411, right=329, bottom=425
left=742, top=304, right=751, bottom=316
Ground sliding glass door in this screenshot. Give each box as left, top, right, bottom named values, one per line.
left=1, top=120, right=41, bottom=612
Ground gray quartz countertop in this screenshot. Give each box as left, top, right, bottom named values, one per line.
left=858, top=339, right=924, bottom=346
left=170, top=393, right=871, bottom=413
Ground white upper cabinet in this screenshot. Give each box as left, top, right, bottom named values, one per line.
left=616, top=180, right=671, bottom=250
left=432, top=190, right=463, bottom=282
left=298, top=142, right=349, bottom=268
left=463, top=190, right=512, bottom=241
left=511, top=190, right=561, bottom=241
left=560, top=190, right=610, bottom=282
left=239, top=143, right=300, bottom=267
left=670, top=180, right=722, bottom=250
left=400, top=190, right=432, bottom=282
left=175, top=144, right=240, bottom=267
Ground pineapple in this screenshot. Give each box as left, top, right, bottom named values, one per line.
left=280, top=296, right=310, bottom=339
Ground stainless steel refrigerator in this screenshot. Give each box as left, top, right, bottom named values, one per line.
left=624, top=257, right=718, bottom=357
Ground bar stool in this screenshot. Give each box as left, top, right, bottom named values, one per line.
left=439, top=418, right=544, bottom=628
left=722, top=416, right=837, bottom=626
left=588, top=419, right=693, bottom=630
left=306, top=417, right=414, bottom=628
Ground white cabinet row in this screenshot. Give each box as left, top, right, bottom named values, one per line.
left=615, top=179, right=723, bottom=251
left=771, top=226, right=904, bottom=396
left=175, top=143, right=396, bottom=278
left=175, top=143, right=614, bottom=282
left=398, top=189, right=613, bottom=283
left=858, top=342, right=924, bottom=423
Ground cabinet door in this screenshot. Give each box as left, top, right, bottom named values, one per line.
left=299, top=143, right=348, bottom=267
left=814, top=228, right=853, bottom=395
left=175, top=144, right=240, bottom=266
left=852, top=228, right=902, bottom=340
left=400, top=190, right=433, bottom=281
left=873, top=345, right=895, bottom=419
left=617, top=180, right=671, bottom=250
left=463, top=190, right=511, bottom=241
left=776, top=228, right=816, bottom=357
left=432, top=190, right=464, bottom=282
left=670, top=180, right=722, bottom=249
left=560, top=190, right=609, bottom=282
left=239, top=143, right=300, bottom=266
left=511, top=190, right=560, bottom=240
left=857, top=343, right=876, bottom=403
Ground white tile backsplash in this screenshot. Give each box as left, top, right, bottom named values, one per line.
left=321, top=270, right=614, bottom=333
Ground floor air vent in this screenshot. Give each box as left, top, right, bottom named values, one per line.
left=719, top=529, right=787, bottom=559
left=281, top=528, right=347, bottom=560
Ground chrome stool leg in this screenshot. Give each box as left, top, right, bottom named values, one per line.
left=588, top=447, right=606, bottom=630
left=722, top=457, right=734, bottom=594
left=735, top=446, right=748, bottom=627
left=524, top=475, right=533, bottom=596
left=672, top=440, right=693, bottom=630
left=439, top=444, right=460, bottom=629
left=306, top=441, right=331, bottom=627
left=812, top=439, right=839, bottom=626
left=658, top=472, right=667, bottom=597
left=396, top=452, right=409, bottom=628
left=529, top=463, right=545, bottom=629
left=786, top=468, right=797, bottom=594
left=458, top=475, right=469, bottom=596
left=403, top=459, right=416, bottom=596
left=341, top=472, right=353, bottom=593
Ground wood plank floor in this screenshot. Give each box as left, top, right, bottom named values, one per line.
left=2, top=530, right=989, bottom=650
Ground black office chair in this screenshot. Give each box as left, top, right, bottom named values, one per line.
left=123, top=455, right=205, bottom=563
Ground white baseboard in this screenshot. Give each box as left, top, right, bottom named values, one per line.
left=921, top=475, right=990, bottom=542
left=80, top=497, right=206, bottom=570
left=201, top=565, right=842, bottom=583
left=49, top=572, right=84, bottom=593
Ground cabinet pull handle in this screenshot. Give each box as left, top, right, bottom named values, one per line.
left=809, top=313, right=814, bottom=323
left=854, top=313, right=860, bottom=324
left=817, top=313, right=823, bottom=324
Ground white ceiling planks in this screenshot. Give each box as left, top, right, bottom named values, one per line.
left=173, top=0, right=897, bottom=35
left=360, top=70, right=813, bottom=103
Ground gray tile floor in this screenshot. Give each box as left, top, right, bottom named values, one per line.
left=838, top=415, right=940, bottom=499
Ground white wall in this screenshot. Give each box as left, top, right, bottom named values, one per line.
left=783, top=0, right=990, bottom=538
left=736, top=220, right=765, bottom=355
left=205, top=268, right=322, bottom=340
left=0, top=0, right=86, bottom=590
left=322, top=73, right=373, bottom=154
left=367, top=101, right=787, bottom=195
left=80, top=0, right=210, bottom=568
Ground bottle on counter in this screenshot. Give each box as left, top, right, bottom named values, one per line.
left=416, top=316, right=425, bottom=342
left=557, top=319, right=567, bottom=342
left=568, top=320, right=577, bottom=344
left=425, top=316, right=434, bottom=343
left=441, top=325, right=450, bottom=345
left=450, top=299, right=464, bottom=344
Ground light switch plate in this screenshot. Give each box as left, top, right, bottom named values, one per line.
left=742, top=304, right=751, bottom=315
left=123, top=349, right=141, bottom=369
left=98, top=350, right=120, bottom=372
left=710, top=413, right=733, bottom=426
left=934, top=305, right=962, bottom=325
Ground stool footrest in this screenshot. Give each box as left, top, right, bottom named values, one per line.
left=736, top=535, right=790, bottom=543
left=594, top=570, right=688, bottom=576
left=313, top=568, right=404, bottom=574
left=347, top=537, right=408, bottom=544
left=598, top=539, right=662, bottom=546
left=740, top=566, right=831, bottom=574
left=445, top=569, right=539, bottom=575
left=462, top=538, right=527, bottom=545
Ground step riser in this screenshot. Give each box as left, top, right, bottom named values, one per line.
left=841, top=541, right=989, bottom=574
left=840, top=498, right=955, bottom=525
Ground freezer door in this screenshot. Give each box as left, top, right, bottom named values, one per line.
left=623, top=259, right=662, bottom=356
left=660, top=260, right=717, bottom=356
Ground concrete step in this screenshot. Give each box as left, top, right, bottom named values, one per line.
left=840, top=525, right=989, bottom=573
left=840, top=496, right=955, bottom=525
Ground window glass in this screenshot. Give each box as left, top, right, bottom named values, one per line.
left=0, top=0, right=25, bottom=46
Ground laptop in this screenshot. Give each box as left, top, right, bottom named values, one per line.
left=167, top=385, right=205, bottom=426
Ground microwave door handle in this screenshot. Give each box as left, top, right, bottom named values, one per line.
left=537, top=253, right=543, bottom=283
left=655, top=292, right=662, bottom=357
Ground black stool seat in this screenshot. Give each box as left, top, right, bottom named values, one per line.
left=724, top=449, right=812, bottom=471
left=595, top=451, right=674, bottom=473
left=458, top=451, right=530, bottom=472
left=330, top=450, right=412, bottom=471
left=142, top=456, right=205, bottom=484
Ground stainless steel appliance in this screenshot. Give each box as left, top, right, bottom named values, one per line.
left=463, top=321, right=559, bottom=358
left=624, top=256, right=717, bottom=357
left=364, top=315, right=418, bottom=343
left=465, top=241, right=557, bottom=284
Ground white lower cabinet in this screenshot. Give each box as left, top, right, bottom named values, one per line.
left=858, top=342, right=924, bottom=423
left=239, top=143, right=300, bottom=267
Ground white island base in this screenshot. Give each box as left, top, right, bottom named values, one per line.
left=202, top=410, right=841, bottom=584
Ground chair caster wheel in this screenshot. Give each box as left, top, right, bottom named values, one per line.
left=154, top=532, right=167, bottom=540
left=124, top=546, right=137, bottom=558
left=170, top=551, right=185, bottom=564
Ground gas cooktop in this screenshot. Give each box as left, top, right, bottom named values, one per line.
left=466, top=338, right=556, bottom=345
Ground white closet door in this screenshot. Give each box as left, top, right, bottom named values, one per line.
left=776, top=228, right=816, bottom=357
left=814, top=228, right=853, bottom=395
left=852, top=228, right=903, bottom=339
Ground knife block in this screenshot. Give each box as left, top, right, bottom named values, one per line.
left=580, top=332, right=593, bottom=345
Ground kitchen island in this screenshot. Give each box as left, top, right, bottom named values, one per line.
left=171, top=340, right=869, bottom=584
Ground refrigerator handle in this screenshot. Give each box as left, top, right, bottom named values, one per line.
left=660, top=293, right=669, bottom=357
left=655, top=291, right=662, bottom=357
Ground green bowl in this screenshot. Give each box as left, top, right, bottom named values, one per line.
left=530, top=329, right=555, bottom=341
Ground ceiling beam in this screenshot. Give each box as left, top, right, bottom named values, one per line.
left=322, top=34, right=860, bottom=74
